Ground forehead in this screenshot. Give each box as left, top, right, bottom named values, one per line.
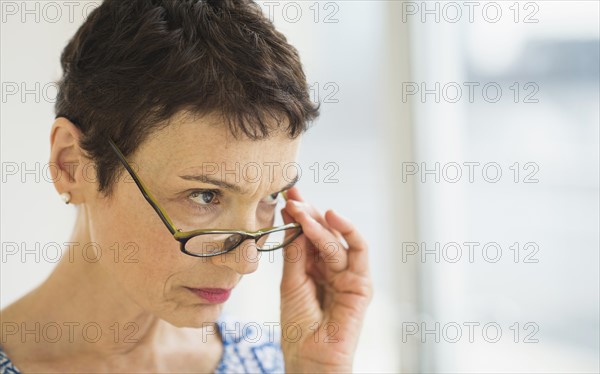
left=136, top=112, right=302, bottom=188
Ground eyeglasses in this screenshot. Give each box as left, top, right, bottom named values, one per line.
left=107, top=137, right=303, bottom=257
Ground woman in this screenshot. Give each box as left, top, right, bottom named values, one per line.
left=0, top=0, right=372, bottom=372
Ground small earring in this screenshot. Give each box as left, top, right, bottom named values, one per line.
left=60, top=192, right=71, bottom=204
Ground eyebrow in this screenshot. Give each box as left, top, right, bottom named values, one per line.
left=178, top=173, right=299, bottom=195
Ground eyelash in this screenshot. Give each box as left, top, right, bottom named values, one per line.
left=187, top=189, right=281, bottom=214
left=188, top=189, right=222, bottom=214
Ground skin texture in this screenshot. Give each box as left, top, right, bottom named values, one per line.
left=0, top=112, right=373, bottom=373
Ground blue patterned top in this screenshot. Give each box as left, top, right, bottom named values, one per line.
left=0, top=313, right=285, bottom=373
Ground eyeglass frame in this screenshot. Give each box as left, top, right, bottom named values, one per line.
left=106, top=137, right=303, bottom=257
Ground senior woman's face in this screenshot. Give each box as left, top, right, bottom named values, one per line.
left=83, top=113, right=301, bottom=327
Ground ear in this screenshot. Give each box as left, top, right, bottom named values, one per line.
left=49, top=117, right=95, bottom=205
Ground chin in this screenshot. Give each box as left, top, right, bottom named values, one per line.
left=160, top=303, right=224, bottom=328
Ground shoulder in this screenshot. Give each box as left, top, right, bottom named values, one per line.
left=0, top=346, right=21, bottom=374
left=214, top=313, right=285, bottom=374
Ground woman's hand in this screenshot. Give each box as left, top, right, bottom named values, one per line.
left=279, top=187, right=373, bottom=373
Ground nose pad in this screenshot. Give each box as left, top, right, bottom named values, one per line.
left=212, top=237, right=261, bottom=273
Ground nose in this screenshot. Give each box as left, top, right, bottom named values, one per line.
left=209, top=206, right=266, bottom=273
left=210, top=238, right=261, bottom=274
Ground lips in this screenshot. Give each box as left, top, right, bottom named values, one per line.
left=186, top=287, right=232, bottom=303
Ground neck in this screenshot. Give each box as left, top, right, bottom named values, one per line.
left=3, top=205, right=216, bottom=364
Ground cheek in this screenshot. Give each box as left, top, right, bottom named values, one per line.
left=87, top=195, right=191, bottom=301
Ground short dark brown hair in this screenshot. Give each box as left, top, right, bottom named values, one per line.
left=55, top=0, right=320, bottom=198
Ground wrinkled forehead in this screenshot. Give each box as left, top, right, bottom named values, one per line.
left=134, top=112, right=302, bottom=193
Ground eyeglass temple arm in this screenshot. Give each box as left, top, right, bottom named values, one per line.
left=107, top=138, right=179, bottom=235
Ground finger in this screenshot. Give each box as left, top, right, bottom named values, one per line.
left=280, top=208, right=306, bottom=283
left=285, top=186, right=304, bottom=202
left=285, top=203, right=347, bottom=273
left=281, top=207, right=298, bottom=242
left=285, top=199, right=343, bottom=241
left=325, top=210, right=370, bottom=275
left=285, top=187, right=341, bottom=236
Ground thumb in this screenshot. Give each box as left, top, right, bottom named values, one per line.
left=280, top=208, right=306, bottom=289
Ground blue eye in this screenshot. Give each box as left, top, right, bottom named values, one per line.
left=186, top=190, right=280, bottom=216
left=190, top=190, right=221, bottom=205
